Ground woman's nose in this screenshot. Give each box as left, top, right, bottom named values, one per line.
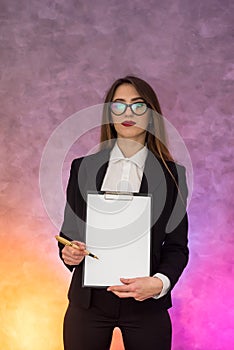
left=124, top=105, right=134, bottom=117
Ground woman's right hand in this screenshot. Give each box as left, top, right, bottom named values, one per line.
left=62, top=241, right=86, bottom=266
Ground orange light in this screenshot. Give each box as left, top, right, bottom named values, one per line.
left=0, top=234, right=125, bottom=349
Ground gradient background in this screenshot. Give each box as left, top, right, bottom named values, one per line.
left=0, top=0, right=233, bottom=349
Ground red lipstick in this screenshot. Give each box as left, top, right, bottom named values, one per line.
left=121, top=121, right=136, bottom=127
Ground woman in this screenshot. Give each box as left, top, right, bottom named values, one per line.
left=58, top=76, right=189, bottom=350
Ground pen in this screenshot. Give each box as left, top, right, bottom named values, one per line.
left=55, top=235, right=99, bottom=260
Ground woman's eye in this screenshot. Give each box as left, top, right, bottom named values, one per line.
left=135, top=103, right=144, bottom=108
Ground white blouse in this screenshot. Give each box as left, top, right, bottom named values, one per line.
left=101, top=142, right=170, bottom=299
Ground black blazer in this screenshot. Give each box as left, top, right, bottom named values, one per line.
left=58, top=148, right=189, bottom=310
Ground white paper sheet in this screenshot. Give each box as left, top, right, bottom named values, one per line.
left=83, top=192, right=151, bottom=287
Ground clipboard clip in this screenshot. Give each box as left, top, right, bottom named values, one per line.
left=104, top=191, right=133, bottom=201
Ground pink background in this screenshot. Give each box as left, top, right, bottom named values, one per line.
left=0, top=0, right=233, bottom=349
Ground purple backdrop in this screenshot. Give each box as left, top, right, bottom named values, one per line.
left=1, top=0, right=233, bottom=349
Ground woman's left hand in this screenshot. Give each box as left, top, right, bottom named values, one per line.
left=107, top=277, right=163, bottom=301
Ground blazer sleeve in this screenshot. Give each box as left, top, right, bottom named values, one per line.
left=156, top=164, right=189, bottom=290
left=58, top=157, right=85, bottom=272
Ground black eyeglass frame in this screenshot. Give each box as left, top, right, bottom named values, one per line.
left=109, top=101, right=149, bottom=116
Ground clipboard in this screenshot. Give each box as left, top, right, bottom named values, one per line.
left=83, top=191, right=152, bottom=287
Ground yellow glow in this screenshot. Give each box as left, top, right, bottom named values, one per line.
left=0, top=236, right=125, bottom=349
left=12, top=298, right=62, bottom=349
left=1, top=283, right=65, bottom=349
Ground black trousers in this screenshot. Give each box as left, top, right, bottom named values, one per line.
left=64, top=289, right=172, bottom=350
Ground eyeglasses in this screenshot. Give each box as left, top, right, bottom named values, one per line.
left=110, top=101, right=148, bottom=116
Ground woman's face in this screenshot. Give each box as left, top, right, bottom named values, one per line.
left=111, top=84, right=150, bottom=144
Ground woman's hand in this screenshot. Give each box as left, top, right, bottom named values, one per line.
left=107, top=277, right=163, bottom=301
left=62, top=241, right=86, bottom=266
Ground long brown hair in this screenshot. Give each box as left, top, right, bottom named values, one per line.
left=100, top=75, right=173, bottom=163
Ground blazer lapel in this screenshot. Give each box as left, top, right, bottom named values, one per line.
left=96, top=159, right=109, bottom=191
left=140, top=151, right=165, bottom=194
left=140, top=151, right=168, bottom=226
left=83, top=149, right=111, bottom=192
